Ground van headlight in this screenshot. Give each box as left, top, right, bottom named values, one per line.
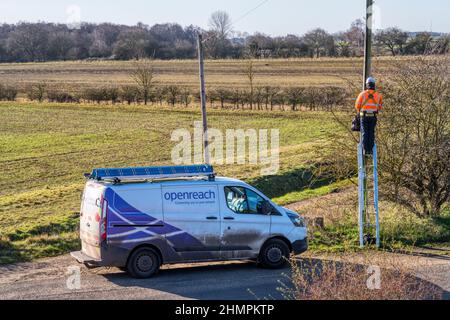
left=286, top=210, right=306, bottom=228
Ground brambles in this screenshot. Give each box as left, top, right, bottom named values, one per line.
left=284, top=254, right=443, bottom=300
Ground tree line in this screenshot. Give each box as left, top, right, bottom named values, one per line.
left=0, top=11, right=448, bottom=62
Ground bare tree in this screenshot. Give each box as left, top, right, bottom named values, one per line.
left=245, top=58, right=255, bottom=110
left=26, top=82, right=47, bottom=102
left=303, top=28, right=335, bottom=58
left=130, top=59, right=155, bottom=105
left=378, top=56, right=449, bottom=217
left=375, top=28, right=409, bottom=56
left=208, top=11, right=233, bottom=40
left=327, top=56, right=449, bottom=218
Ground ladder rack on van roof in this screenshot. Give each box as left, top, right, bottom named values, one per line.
left=85, top=165, right=216, bottom=183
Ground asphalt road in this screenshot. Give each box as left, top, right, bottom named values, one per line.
left=0, top=255, right=293, bottom=300
left=1, top=253, right=449, bottom=300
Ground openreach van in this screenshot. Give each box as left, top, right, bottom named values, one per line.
left=71, top=165, right=308, bottom=278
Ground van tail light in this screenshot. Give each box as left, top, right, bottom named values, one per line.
left=100, top=197, right=108, bottom=242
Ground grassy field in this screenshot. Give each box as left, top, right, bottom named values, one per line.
left=0, top=56, right=412, bottom=94
left=0, top=101, right=345, bottom=263
left=0, top=56, right=448, bottom=264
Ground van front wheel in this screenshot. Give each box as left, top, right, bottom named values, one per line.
left=258, top=239, right=290, bottom=269
left=127, top=248, right=160, bottom=279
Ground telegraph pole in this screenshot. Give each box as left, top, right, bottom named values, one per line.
left=358, top=0, right=380, bottom=249
left=197, top=33, right=210, bottom=165
left=363, top=0, right=373, bottom=89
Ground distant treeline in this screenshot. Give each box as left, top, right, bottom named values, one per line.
left=0, top=17, right=448, bottom=62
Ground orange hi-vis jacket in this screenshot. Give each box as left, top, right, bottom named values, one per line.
left=355, top=89, right=383, bottom=113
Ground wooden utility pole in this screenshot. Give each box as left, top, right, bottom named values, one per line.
left=358, top=0, right=380, bottom=249
left=197, top=33, right=210, bottom=165
left=363, top=0, right=374, bottom=89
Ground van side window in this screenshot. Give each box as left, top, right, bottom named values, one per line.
left=224, top=186, right=266, bottom=215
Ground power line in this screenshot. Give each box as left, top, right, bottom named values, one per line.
left=232, top=0, right=271, bottom=26
left=200, top=0, right=271, bottom=43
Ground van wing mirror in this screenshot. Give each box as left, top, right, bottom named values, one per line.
left=261, top=200, right=274, bottom=215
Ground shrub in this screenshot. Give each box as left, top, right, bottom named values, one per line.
left=179, top=88, right=192, bottom=108
left=47, top=90, right=75, bottom=103
left=26, top=83, right=46, bottom=102
left=119, top=86, right=139, bottom=105
left=154, top=86, right=166, bottom=106
left=165, top=85, right=180, bottom=107
left=213, top=88, right=231, bottom=109
left=285, top=87, right=304, bottom=111
left=0, top=84, right=18, bottom=101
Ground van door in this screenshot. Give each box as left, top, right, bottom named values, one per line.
left=220, top=186, right=270, bottom=259
left=80, top=182, right=105, bottom=259
left=162, top=185, right=221, bottom=260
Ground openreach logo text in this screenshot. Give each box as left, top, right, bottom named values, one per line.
left=164, top=190, right=216, bottom=202
left=171, top=122, right=280, bottom=176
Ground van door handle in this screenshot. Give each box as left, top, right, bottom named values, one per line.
left=206, top=216, right=218, bottom=220
left=224, top=217, right=235, bottom=220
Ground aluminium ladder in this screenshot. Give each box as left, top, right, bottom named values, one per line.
left=358, top=141, right=380, bottom=248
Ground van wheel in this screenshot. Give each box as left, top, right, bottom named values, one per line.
left=258, top=239, right=290, bottom=269
left=126, top=247, right=160, bottom=279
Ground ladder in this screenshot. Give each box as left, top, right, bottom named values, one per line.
left=358, top=142, right=380, bottom=248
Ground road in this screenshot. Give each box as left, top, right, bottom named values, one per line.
left=0, top=255, right=293, bottom=300
left=1, top=252, right=449, bottom=300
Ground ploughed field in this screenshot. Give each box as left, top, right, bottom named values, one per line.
left=0, top=102, right=341, bottom=264
left=0, top=57, right=409, bottom=93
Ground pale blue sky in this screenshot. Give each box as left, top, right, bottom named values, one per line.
left=1, top=0, right=449, bottom=35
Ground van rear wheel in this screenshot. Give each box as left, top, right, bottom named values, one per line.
left=126, top=248, right=160, bottom=279
left=258, top=239, right=290, bottom=269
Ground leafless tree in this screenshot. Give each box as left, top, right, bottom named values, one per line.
left=327, top=56, right=449, bottom=218
left=303, top=28, right=335, bottom=58
left=208, top=11, right=233, bottom=40
left=375, top=28, right=409, bottom=56
left=378, top=56, right=449, bottom=217
left=130, top=59, right=155, bottom=105
left=245, top=58, right=255, bottom=110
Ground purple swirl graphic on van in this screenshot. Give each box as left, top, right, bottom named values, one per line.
left=104, top=188, right=204, bottom=248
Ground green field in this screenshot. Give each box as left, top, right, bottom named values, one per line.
left=0, top=101, right=347, bottom=263
left=1, top=56, right=448, bottom=264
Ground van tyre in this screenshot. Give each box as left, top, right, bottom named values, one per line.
left=126, top=247, right=160, bottom=279
left=258, top=239, right=290, bottom=269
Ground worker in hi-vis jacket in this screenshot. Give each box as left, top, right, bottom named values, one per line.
left=355, top=77, right=383, bottom=155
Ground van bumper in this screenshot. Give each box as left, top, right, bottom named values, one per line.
left=71, top=246, right=129, bottom=268
left=292, top=238, right=308, bottom=255
left=71, top=251, right=104, bottom=268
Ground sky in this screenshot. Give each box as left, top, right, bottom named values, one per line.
left=1, top=0, right=449, bottom=35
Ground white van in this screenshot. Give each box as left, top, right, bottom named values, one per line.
left=71, top=165, right=307, bottom=278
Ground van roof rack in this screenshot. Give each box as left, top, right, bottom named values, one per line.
left=86, top=165, right=216, bottom=183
